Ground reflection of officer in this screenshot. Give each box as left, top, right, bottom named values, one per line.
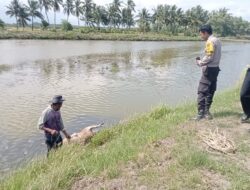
left=240, top=67, right=250, bottom=123
left=195, top=25, right=221, bottom=121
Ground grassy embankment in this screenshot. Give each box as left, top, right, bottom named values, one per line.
left=1, top=78, right=250, bottom=189
left=1, top=27, right=250, bottom=42
left=0, top=27, right=200, bottom=41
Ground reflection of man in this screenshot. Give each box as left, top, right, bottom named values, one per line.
left=195, top=25, right=221, bottom=121
left=240, top=67, right=250, bottom=123
left=38, top=95, right=71, bottom=154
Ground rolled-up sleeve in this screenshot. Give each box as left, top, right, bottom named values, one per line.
left=38, top=110, right=48, bottom=129
left=200, top=40, right=215, bottom=66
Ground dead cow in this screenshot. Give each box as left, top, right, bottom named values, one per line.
left=63, top=124, right=103, bottom=145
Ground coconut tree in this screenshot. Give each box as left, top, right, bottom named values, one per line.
left=137, top=8, right=151, bottom=33
left=6, top=0, right=21, bottom=30
left=92, top=5, right=108, bottom=29
left=125, top=0, right=135, bottom=28
left=208, top=8, right=233, bottom=37
left=27, top=0, right=44, bottom=30
left=39, top=0, right=51, bottom=23
left=108, top=0, right=122, bottom=28
left=152, top=5, right=165, bottom=32
left=73, top=0, right=83, bottom=26
left=18, top=6, right=31, bottom=30
left=185, top=5, right=209, bottom=33
left=82, top=0, right=94, bottom=26
left=51, top=0, right=63, bottom=29
left=63, top=0, right=74, bottom=21
left=121, top=0, right=135, bottom=28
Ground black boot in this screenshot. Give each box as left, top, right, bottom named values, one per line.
left=241, top=113, right=250, bottom=123
left=194, top=110, right=205, bottom=121
left=204, top=110, right=213, bottom=120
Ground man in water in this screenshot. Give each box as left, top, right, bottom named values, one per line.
left=240, top=67, right=250, bottom=123
left=195, top=25, right=221, bottom=121
left=38, top=95, right=71, bottom=154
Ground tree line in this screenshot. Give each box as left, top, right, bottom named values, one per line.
left=2, top=0, right=250, bottom=36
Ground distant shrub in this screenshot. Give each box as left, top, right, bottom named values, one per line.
left=0, top=19, right=5, bottom=29
left=51, top=28, right=57, bottom=32
left=184, top=30, right=197, bottom=37
left=61, top=20, right=73, bottom=32
left=41, top=20, right=49, bottom=30
left=80, top=27, right=95, bottom=33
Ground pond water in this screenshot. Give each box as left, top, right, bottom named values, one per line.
left=0, top=40, right=250, bottom=175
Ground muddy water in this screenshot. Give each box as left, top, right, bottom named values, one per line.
left=0, top=40, right=250, bottom=175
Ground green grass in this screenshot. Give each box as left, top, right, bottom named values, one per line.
left=1, top=27, right=249, bottom=42
left=0, top=64, right=11, bottom=73
left=1, top=85, right=250, bottom=190
left=0, top=27, right=200, bottom=41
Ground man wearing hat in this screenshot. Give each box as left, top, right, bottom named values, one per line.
left=195, top=25, right=221, bottom=121
left=38, top=95, right=71, bottom=154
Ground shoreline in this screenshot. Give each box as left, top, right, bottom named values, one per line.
left=1, top=83, right=250, bottom=189
left=1, top=30, right=249, bottom=43
left=0, top=32, right=199, bottom=41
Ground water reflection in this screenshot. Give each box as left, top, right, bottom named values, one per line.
left=0, top=40, right=250, bottom=175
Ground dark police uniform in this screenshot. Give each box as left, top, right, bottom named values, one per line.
left=197, top=35, right=221, bottom=114
left=240, top=68, right=250, bottom=116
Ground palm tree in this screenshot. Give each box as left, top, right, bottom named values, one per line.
left=185, top=5, right=209, bottom=33
left=126, top=0, right=135, bottom=28
left=39, top=0, right=51, bottom=23
left=121, top=0, right=135, bottom=28
left=18, top=6, right=31, bottom=30
left=27, top=0, right=44, bottom=30
left=6, top=0, right=21, bottom=30
left=63, top=0, right=74, bottom=21
left=208, top=8, right=233, bottom=37
left=73, top=0, right=83, bottom=26
left=152, top=5, right=165, bottom=32
left=82, top=0, right=94, bottom=26
left=137, top=8, right=151, bottom=33
left=108, top=0, right=122, bottom=28
left=92, top=5, right=108, bottom=29
left=51, top=0, right=63, bottom=29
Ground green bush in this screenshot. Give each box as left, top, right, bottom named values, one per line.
left=80, top=27, right=95, bottom=33
left=61, top=20, right=73, bottom=32
left=0, top=19, right=5, bottom=29
left=41, top=20, right=49, bottom=30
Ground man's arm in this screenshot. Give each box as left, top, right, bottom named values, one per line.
left=40, top=126, right=58, bottom=136
left=59, top=114, right=71, bottom=139
left=197, top=40, right=215, bottom=66
left=62, top=129, right=71, bottom=139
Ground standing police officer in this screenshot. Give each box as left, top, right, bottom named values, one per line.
left=195, top=25, right=222, bottom=121
left=240, top=67, right=250, bottom=123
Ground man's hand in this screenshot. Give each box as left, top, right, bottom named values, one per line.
left=62, top=130, right=71, bottom=140
left=50, top=129, right=58, bottom=136
left=66, top=134, right=71, bottom=139
left=196, top=60, right=202, bottom=66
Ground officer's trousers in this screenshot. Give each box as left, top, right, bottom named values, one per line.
left=197, top=67, right=220, bottom=113
left=240, top=68, right=250, bottom=116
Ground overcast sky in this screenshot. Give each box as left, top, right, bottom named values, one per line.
left=1, top=0, right=250, bottom=24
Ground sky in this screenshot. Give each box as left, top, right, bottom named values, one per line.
left=0, top=0, right=250, bottom=25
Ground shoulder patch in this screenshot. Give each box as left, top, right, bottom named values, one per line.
left=205, top=41, right=214, bottom=56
